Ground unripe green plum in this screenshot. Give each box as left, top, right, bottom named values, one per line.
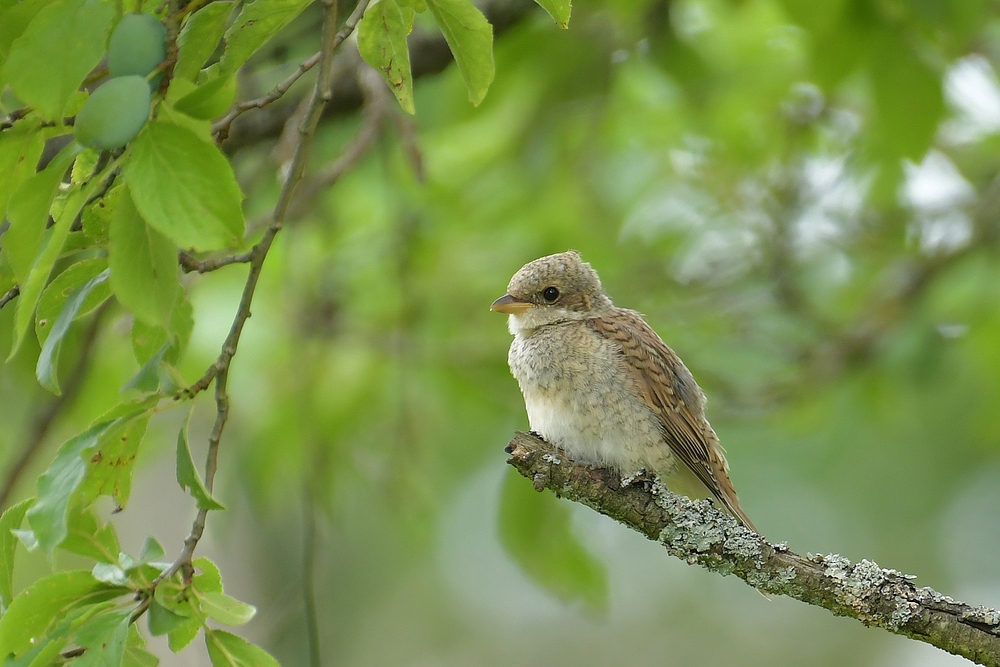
left=74, top=76, right=151, bottom=150
left=108, top=13, right=166, bottom=79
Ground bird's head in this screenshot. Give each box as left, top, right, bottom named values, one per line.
left=491, top=251, right=613, bottom=332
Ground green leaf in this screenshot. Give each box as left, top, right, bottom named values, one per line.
left=0, top=118, right=44, bottom=223
left=26, top=396, right=159, bottom=555
left=3, top=142, right=78, bottom=287
left=35, top=258, right=111, bottom=346
left=532, top=0, right=570, bottom=28
left=12, top=529, right=37, bottom=552
left=173, top=75, right=237, bottom=120
left=61, top=505, right=121, bottom=564
left=73, top=609, right=130, bottom=667
left=123, top=624, right=160, bottom=667
left=425, top=0, right=494, bottom=106
left=7, top=143, right=86, bottom=360
left=26, top=424, right=107, bottom=556
left=2, top=0, right=113, bottom=120
left=129, top=323, right=165, bottom=367
left=498, top=468, right=607, bottom=610
left=125, top=121, right=244, bottom=251
left=176, top=413, right=226, bottom=511
left=396, top=0, right=425, bottom=12
left=0, top=499, right=33, bottom=609
left=147, top=600, right=189, bottom=637
left=175, top=1, right=235, bottom=81
left=218, top=0, right=311, bottom=77
left=167, top=619, right=201, bottom=653
left=131, top=291, right=193, bottom=365
left=3, top=632, right=66, bottom=667
left=205, top=629, right=280, bottom=667
left=0, top=0, right=54, bottom=63
left=869, top=28, right=943, bottom=172
left=91, top=562, right=128, bottom=586
left=192, top=557, right=223, bottom=594
left=80, top=184, right=122, bottom=246
left=199, top=592, right=256, bottom=627
left=36, top=268, right=109, bottom=394
left=358, top=0, right=416, bottom=114
left=109, top=187, right=179, bottom=328
left=78, top=413, right=152, bottom=509
left=70, top=148, right=100, bottom=185
left=123, top=342, right=170, bottom=393
left=0, top=571, right=126, bottom=659
left=139, top=536, right=164, bottom=564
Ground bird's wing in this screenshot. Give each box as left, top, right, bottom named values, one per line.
left=589, top=310, right=756, bottom=532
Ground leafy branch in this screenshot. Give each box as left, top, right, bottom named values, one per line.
left=506, top=431, right=1000, bottom=667
left=155, top=0, right=373, bottom=588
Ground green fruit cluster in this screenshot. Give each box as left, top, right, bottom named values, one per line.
left=74, top=13, right=166, bottom=150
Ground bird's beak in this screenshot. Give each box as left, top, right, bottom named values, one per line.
left=490, top=294, right=532, bottom=314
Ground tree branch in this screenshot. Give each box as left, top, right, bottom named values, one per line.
left=219, top=0, right=537, bottom=154
left=156, top=0, right=364, bottom=587
left=505, top=431, right=1000, bottom=667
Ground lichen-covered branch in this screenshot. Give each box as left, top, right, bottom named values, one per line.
left=505, top=431, right=1000, bottom=667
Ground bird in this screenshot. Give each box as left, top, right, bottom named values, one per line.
left=491, top=250, right=757, bottom=533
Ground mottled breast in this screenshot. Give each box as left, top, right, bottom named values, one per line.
left=507, top=320, right=673, bottom=474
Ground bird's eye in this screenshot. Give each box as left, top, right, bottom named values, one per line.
left=542, top=286, right=560, bottom=302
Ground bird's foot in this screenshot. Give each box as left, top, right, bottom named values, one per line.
left=620, top=469, right=656, bottom=489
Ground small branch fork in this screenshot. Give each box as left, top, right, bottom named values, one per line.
left=506, top=431, right=1000, bottom=667
left=153, top=0, right=372, bottom=588
left=211, top=0, right=372, bottom=143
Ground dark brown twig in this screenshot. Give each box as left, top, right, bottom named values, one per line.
left=0, top=285, right=19, bottom=310
left=212, top=0, right=373, bottom=143
left=213, top=51, right=322, bottom=143
left=507, top=431, right=1000, bottom=667
left=219, top=0, right=538, bottom=155
left=282, top=66, right=391, bottom=222
left=0, top=107, right=31, bottom=131
left=178, top=250, right=255, bottom=274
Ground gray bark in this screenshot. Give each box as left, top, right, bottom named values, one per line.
left=506, top=430, right=1000, bottom=667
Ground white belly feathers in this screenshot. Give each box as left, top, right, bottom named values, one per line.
left=508, top=319, right=674, bottom=475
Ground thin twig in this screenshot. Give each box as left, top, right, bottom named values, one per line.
left=213, top=0, right=375, bottom=144
left=0, top=107, right=31, bottom=131
left=155, top=0, right=367, bottom=589
left=178, top=250, right=255, bottom=274
left=0, top=302, right=109, bottom=509
left=302, top=487, right=322, bottom=667
left=213, top=51, right=323, bottom=143
left=284, top=67, right=390, bottom=221
left=0, top=285, right=19, bottom=310
left=507, top=431, right=1000, bottom=667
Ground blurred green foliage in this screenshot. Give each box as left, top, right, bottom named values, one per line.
left=4, top=0, right=1000, bottom=665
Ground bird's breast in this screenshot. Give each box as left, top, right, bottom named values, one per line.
left=507, top=322, right=671, bottom=474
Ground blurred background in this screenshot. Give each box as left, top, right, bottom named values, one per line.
left=4, top=0, right=1000, bottom=664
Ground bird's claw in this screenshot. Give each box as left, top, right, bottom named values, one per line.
left=621, top=469, right=655, bottom=488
